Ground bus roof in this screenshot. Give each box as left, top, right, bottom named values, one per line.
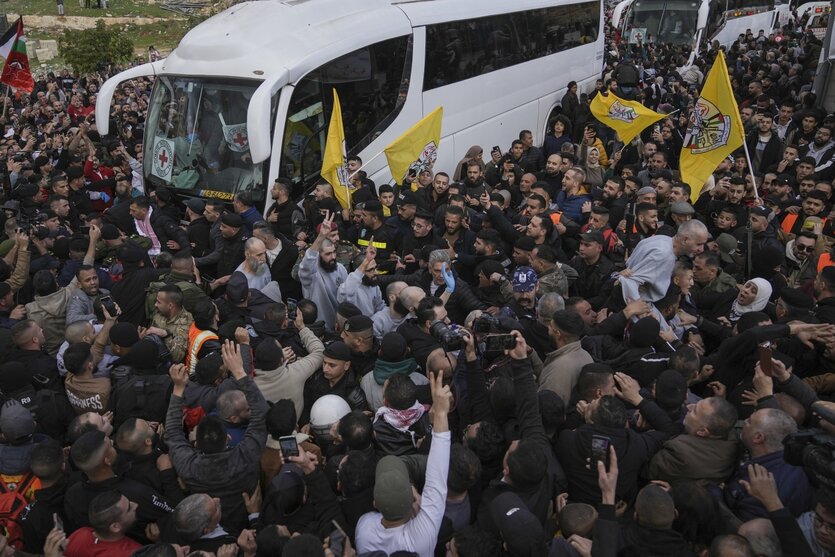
left=158, top=0, right=596, bottom=81
left=160, top=0, right=411, bottom=81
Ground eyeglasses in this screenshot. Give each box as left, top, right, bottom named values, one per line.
left=813, top=512, right=835, bottom=532
left=795, top=244, right=816, bottom=253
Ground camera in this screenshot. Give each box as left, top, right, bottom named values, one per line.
left=784, top=430, right=835, bottom=488
left=429, top=320, right=464, bottom=352
left=472, top=315, right=519, bottom=334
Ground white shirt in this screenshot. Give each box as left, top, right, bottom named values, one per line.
left=356, top=431, right=451, bottom=557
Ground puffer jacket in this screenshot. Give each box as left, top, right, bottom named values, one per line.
left=26, top=287, right=73, bottom=356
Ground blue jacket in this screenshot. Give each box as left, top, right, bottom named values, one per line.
left=555, top=191, right=592, bottom=223
left=724, top=450, right=813, bottom=520
left=239, top=206, right=261, bottom=235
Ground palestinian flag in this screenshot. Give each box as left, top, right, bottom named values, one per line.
left=0, top=18, right=20, bottom=61
left=0, top=18, right=33, bottom=93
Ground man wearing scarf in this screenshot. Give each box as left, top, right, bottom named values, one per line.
left=128, top=196, right=191, bottom=257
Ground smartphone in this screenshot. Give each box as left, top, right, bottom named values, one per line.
left=287, top=299, right=298, bottom=322
left=492, top=145, right=501, bottom=153
left=591, top=434, right=611, bottom=469
left=53, top=513, right=64, bottom=533
left=758, top=343, right=773, bottom=377
left=279, top=435, right=299, bottom=458
left=79, top=225, right=91, bottom=234
left=100, top=296, right=117, bottom=316
left=484, top=334, right=517, bottom=352
left=329, top=520, right=348, bottom=557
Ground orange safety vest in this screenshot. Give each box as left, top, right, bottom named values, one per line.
left=782, top=213, right=829, bottom=234
left=820, top=252, right=834, bottom=273
left=185, top=323, right=219, bottom=376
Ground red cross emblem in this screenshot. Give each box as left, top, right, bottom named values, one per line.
left=158, top=149, right=169, bottom=167
left=233, top=132, right=247, bottom=147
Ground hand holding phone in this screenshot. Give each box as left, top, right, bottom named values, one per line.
left=591, top=434, right=611, bottom=469
left=279, top=435, right=299, bottom=459
left=758, top=343, right=773, bottom=377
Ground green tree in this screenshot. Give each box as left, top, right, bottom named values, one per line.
left=58, top=20, right=134, bottom=75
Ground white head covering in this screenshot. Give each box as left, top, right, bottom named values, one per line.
left=730, top=277, right=772, bottom=321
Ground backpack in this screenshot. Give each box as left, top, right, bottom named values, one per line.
left=0, top=472, right=37, bottom=549
left=112, top=375, right=173, bottom=428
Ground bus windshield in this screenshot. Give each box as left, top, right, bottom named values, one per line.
left=143, top=76, right=272, bottom=198
left=626, top=0, right=700, bottom=44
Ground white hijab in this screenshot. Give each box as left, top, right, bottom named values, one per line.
left=729, top=277, right=772, bottom=321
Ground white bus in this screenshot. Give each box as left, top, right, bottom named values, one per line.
left=611, top=0, right=790, bottom=63
left=96, top=0, right=605, bottom=211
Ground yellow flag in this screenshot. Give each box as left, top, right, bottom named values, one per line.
left=320, top=89, right=353, bottom=209
left=680, top=50, right=745, bottom=202
left=590, top=91, right=664, bottom=146
left=384, top=107, right=443, bottom=183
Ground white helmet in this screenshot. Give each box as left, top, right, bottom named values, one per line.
left=309, top=395, right=351, bottom=442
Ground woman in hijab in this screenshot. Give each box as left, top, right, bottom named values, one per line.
left=727, top=278, right=772, bottom=323
left=579, top=146, right=605, bottom=189
left=453, top=145, right=484, bottom=182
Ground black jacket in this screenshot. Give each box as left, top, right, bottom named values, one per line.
left=267, top=234, right=301, bottom=302
left=301, top=369, right=368, bottom=426
left=120, top=450, right=186, bottom=504
left=188, top=216, right=212, bottom=258
left=746, top=131, right=783, bottom=174
left=21, top=477, right=69, bottom=553
left=110, top=264, right=163, bottom=326
left=266, top=199, right=303, bottom=239
left=149, top=207, right=191, bottom=255
left=63, top=474, right=174, bottom=541
left=215, top=229, right=247, bottom=278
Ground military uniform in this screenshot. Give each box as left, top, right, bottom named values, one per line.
left=537, top=266, right=570, bottom=297
left=150, top=307, right=194, bottom=364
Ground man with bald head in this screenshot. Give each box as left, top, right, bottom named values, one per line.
left=537, top=153, right=564, bottom=196
left=371, top=281, right=410, bottom=340
left=235, top=237, right=271, bottom=291
left=115, top=417, right=183, bottom=501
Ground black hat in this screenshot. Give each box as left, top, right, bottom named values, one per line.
left=14, top=184, right=38, bottom=199
left=117, top=340, right=160, bottom=373
left=654, top=369, right=688, bottom=412
left=750, top=205, right=772, bottom=219
left=119, top=245, right=144, bottom=264
left=629, top=316, right=660, bottom=348
left=226, top=272, right=250, bottom=304
left=221, top=213, right=243, bottom=228
left=398, top=189, right=422, bottom=207
left=343, top=315, right=373, bottom=334
left=0, top=283, right=11, bottom=299
left=336, top=302, right=362, bottom=320
left=323, top=341, right=351, bottom=361
left=100, top=224, right=120, bottom=241
left=186, top=198, right=206, bottom=214
left=380, top=332, right=407, bottom=361
left=579, top=230, right=605, bottom=244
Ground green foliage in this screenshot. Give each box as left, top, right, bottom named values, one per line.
left=58, top=19, right=134, bottom=74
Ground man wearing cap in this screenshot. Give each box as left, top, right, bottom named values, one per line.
left=300, top=341, right=367, bottom=426
left=128, top=196, right=190, bottom=257
left=569, top=231, right=615, bottom=310
left=539, top=310, right=594, bottom=402
left=668, top=201, right=696, bottom=228
left=342, top=314, right=382, bottom=378
left=356, top=200, right=394, bottom=270
left=299, top=212, right=348, bottom=333
left=337, top=245, right=385, bottom=318
left=184, top=198, right=211, bottom=258
left=0, top=399, right=43, bottom=497
left=740, top=205, right=784, bottom=262
left=356, top=361, right=452, bottom=556
left=387, top=189, right=422, bottom=247
left=200, top=212, right=247, bottom=283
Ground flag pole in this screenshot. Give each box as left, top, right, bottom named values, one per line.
left=740, top=139, right=760, bottom=200
left=2, top=85, right=10, bottom=120
left=347, top=149, right=386, bottom=181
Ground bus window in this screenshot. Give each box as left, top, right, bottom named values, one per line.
left=144, top=76, right=272, bottom=197
left=423, top=1, right=600, bottom=90
left=281, top=34, right=413, bottom=185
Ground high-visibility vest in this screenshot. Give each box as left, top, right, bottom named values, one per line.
left=820, top=252, right=834, bottom=273
left=782, top=213, right=828, bottom=234
left=186, top=323, right=218, bottom=376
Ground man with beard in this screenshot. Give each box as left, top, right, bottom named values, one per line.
left=599, top=177, right=628, bottom=226
left=442, top=205, right=476, bottom=261
left=356, top=200, right=393, bottom=271
left=782, top=231, right=818, bottom=289
left=299, top=212, right=347, bottom=332
left=462, top=162, right=490, bottom=206
left=265, top=178, right=303, bottom=239
left=422, top=172, right=450, bottom=213
left=387, top=189, right=422, bottom=248
left=338, top=244, right=386, bottom=317
left=502, top=266, right=537, bottom=319
left=235, top=237, right=271, bottom=291
left=537, top=154, right=564, bottom=198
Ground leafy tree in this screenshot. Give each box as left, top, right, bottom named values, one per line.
left=58, top=20, right=134, bottom=75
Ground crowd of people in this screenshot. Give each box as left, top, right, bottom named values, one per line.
left=1, top=7, right=835, bottom=557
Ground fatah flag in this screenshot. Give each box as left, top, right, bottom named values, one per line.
left=384, top=106, right=443, bottom=183
left=0, top=18, right=34, bottom=93
left=320, top=89, right=353, bottom=210
left=680, top=50, right=744, bottom=202
left=590, top=91, right=665, bottom=146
